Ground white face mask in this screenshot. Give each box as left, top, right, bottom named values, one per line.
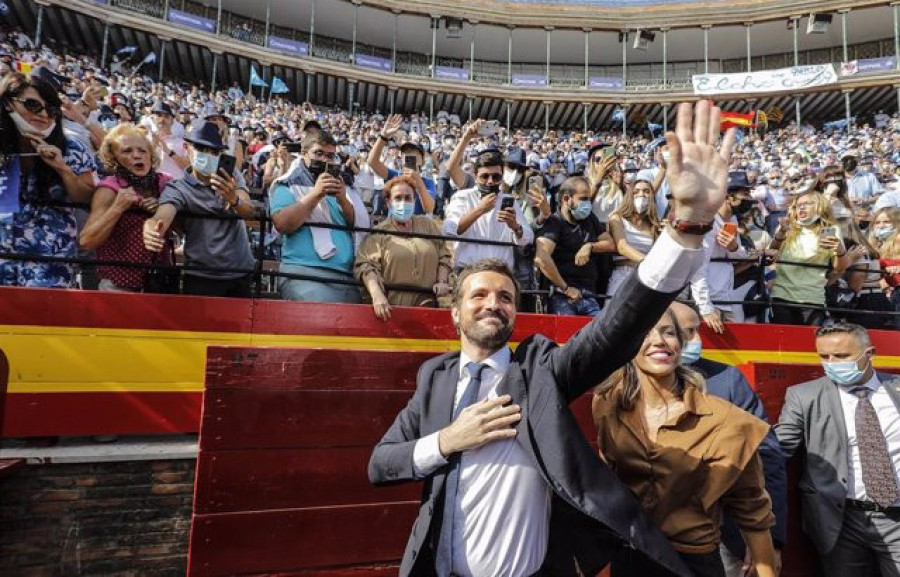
left=9, top=110, right=55, bottom=138
left=633, top=197, right=649, bottom=214
left=503, top=168, right=522, bottom=188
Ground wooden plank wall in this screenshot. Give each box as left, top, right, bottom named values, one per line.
left=190, top=351, right=900, bottom=576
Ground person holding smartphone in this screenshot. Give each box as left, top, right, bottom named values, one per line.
left=269, top=129, right=369, bottom=304
left=142, top=121, right=256, bottom=298
left=688, top=171, right=758, bottom=331
left=366, top=114, right=436, bottom=216
left=443, top=149, right=534, bottom=274
left=768, top=190, right=852, bottom=325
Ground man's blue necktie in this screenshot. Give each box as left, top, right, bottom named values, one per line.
left=435, top=362, right=488, bottom=577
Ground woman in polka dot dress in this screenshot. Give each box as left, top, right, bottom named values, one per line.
left=81, top=124, right=175, bottom=292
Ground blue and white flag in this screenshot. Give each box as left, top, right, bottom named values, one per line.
left=116, top=46, right=138, bottom=56
left=139, top=51, right=157, bottom=66
left=645, top=136, right=665, bottom=153
left=270, top=76, right=289, bottom=94
left=611, top=107, right=626, bottom=125
left=647, top=122, right=662, bottom=135
left=823, top=118, right=854, bottom=131
left=0, top=155, right=21, bottom=217
left=249, top=65, right=268, bottom=88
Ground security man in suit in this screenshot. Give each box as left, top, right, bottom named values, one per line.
left=369, top=101, right=738, bottom=576
left=669, top=301, right=788, bottom=576
left=776, top=322, right=900, bottom=576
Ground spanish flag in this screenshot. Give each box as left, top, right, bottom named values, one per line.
left=720, top=111, right=756, bottom=131
left=15, top=61, right=32, bottom=75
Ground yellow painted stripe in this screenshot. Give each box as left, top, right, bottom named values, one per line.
left=2, top=324, right=899, bottom=394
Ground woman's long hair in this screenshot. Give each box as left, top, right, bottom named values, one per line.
left=0, top=72, right=68, bottom=198
left=870, top=207, right=900, bottom=259
left=611, top=178, right=661, bottom=240
left=784, top=190, right=834, bottom=249
left=595, top=309, right=706, bottom=412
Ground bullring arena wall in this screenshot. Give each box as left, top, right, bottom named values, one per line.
left=1, top=287, right=899, bottom=574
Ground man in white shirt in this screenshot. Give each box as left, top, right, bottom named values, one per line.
left=147, top=102, right=189, bottom=179
left=443, top=150, right=534, bottom=273
left=690, top=171, right=756, bottom=331
left=777, top=323, right=900, bottom=577
left=370, top=101, right=746, bottom=577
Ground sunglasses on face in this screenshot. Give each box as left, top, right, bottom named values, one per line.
left=590, top=156, right=605, bottom=163
left=13, top=97, right=58, bottom=117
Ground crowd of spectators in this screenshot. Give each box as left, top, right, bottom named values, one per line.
left=1, top=26, right=899, bottom=329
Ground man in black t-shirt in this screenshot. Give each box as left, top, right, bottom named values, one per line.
left=535, top=176, right=615, bottom=316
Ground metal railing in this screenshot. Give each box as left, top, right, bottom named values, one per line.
left=4, top=198, right=898, bottom=326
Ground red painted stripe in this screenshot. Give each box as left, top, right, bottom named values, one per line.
left=205, top=347, right=430, bottom=391
left=194, top=447, right=419, bottom=515
left=199, top=389, right=411, bottom=451
left=0, top=286, right=253, bottom=333
left=2, top=393, right=202, bottom=437
left=188, top=503, right=416, bottom=576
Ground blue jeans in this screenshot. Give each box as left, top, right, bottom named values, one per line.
left=278, top=263, right=362, bottom=304
left=549, top=288, right=602, bottom=317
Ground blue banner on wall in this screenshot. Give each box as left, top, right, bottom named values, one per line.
left=354, top=54, right=393, bottom=72
left=168, top=9, right=216, bottom=34
left=512, top=74, right=547, bottom=87
left=268, top=36, right=309, bottom=57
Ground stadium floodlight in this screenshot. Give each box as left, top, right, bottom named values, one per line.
left=806, top=13, right=832, bottom=35
left=445, top=17, right=463, bottom=39
left=632, top=30, right=655, bottom=51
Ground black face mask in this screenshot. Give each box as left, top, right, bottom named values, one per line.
left=478, top=183, right=501, bottom=196
left=307, top=158, right=327, bottom=178
left=731, top=198, right=755, bottom=216
left=842, top=158, right=858, bottom=173
left=116, top=166, right=157, bottom=190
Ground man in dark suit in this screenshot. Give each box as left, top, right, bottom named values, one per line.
left=669, top=301, right=788, bottom=575
left=368, top=101, right=738, bottom=577
left=776, top=322, right=900, bottom=576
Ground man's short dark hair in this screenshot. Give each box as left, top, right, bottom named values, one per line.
left=558, top=176, right=590, bottom=199
left=452, top=259, right=520, bottom=308
left=815, top=322, right=871, bottom=348
left=302, top=129, right=336, bottom=152
left=473, top=150, right=503, bottom=172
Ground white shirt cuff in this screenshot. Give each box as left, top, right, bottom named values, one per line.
left=638, top=228, right=706, bottom=293
left=413, top=431, right=449, bottom=478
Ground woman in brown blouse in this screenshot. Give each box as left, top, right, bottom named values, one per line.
left=592, top=308, right=776, bottom=577
left=355, top=175, right=452, bottom=321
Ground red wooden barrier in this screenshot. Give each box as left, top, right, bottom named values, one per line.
left=194, top=345, right=897, bottom=576
left=189, top=347, right=433, bottom=576
left=0, top=348, right=24, bottom=480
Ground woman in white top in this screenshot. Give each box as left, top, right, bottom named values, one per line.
left=607, top=177, right=661, bottom=299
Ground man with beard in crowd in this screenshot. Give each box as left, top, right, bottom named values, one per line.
left=369, top=101, right=735, bottom=577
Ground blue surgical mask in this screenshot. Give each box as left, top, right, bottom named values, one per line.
left=571, top=200, right=593, bottom=221
left=874, top=225, right=895, bottom=241
left=192, top=151, right=218, bottom=176
left=680, top=340, right=703, bottom=365
left=390, top=201, right=415, bottom=223
left=823, top=351, right=870, bottom=386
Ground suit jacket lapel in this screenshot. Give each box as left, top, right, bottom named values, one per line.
left=430, top=356, right=460, bottom=431
left=822, top=378, right=849, bottom=482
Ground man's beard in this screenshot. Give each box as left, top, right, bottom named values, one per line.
left=459, top=310, right=514, bottom=351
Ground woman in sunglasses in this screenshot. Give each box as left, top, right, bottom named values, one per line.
left=0, top=72, right=96, bottom=288
left=80, top=124, right=175, bottom=292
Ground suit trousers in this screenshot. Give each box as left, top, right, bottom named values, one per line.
left=822, top=506, right=900, bottom=577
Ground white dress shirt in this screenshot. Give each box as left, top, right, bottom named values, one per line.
left=837, top=373, right=900, bottom=504
left=412, top=229, right=704, bottom=576
left=690, top=214, right=748, bottom=320
left=442, top=188, right=534, bottom=270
